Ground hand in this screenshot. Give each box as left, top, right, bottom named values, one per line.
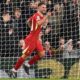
left=68, top=39, right=73, bottom=43
left=46, top=11, right=52, bottom=17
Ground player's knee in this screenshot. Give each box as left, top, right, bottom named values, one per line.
left=38, top=50, right=45, bottom=58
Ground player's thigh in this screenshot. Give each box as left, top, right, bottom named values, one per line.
left=36, top=40, right=45, bottom=57
left=22, top=38, right=36, bottom=57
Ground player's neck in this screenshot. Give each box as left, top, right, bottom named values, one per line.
left=37, top=11, right=44, bottom=17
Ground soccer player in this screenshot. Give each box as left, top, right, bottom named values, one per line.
left=10, top=2, right=51, bottom=78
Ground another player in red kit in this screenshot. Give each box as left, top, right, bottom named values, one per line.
left=10, top=2, right=51, bottom=78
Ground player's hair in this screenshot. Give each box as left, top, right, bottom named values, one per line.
left=38, top=2, right=46, bottom=7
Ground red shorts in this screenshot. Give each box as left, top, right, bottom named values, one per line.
left=22, top=34, right=44, bottom=56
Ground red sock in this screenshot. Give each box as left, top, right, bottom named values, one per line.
left=28, top=55, right=41, bottom=65
left=14, top=57, right=25, bottom=70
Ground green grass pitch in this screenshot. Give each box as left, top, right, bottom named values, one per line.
left=0, top=78, right=80, bottom=80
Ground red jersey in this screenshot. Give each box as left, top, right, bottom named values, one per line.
left=23, top=12, right=44, bottom=54
left=28, top=12, right=44, bottom=38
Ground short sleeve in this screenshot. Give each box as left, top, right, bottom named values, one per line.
left=33, top=14, right=41, bottom=23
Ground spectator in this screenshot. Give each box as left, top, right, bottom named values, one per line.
left=59, top=37, right=65, bottom=50
left=0, top=10, right=17, bottom=75
left=60, top=39, right=79, bottom=79
left=62, top=0, right=79, bottom=45
left=1, top=0, right=13, bottom=15
left=13, top=8, right=27, bottom=39
left=0, top=10, right=13, bottom=57
left=42, top=23, right=54, bottom=47
left=43, top=37, right=64, bottom=59
left=41, top=0, right=53, bottom=11
left=45, top=3, right=64, bottom=48
left=44, top=41, right=53, bottom=58
left=53, top=37, right=65, bottom=59
left=26, top=1, right=37, bottom=19
left=0, top=9, right=22, bottom=56
left=52, top=0, right=64, bottom=4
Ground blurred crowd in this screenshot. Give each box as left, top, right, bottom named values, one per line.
left=0, top=0, right=79, bottom=56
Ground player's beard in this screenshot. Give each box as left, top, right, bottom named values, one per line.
left=41, top=11, right=46, bottom=15
left=43, top=13, right=46, bottom=15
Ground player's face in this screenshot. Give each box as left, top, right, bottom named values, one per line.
left=39, top=4, right=47, bottom=14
